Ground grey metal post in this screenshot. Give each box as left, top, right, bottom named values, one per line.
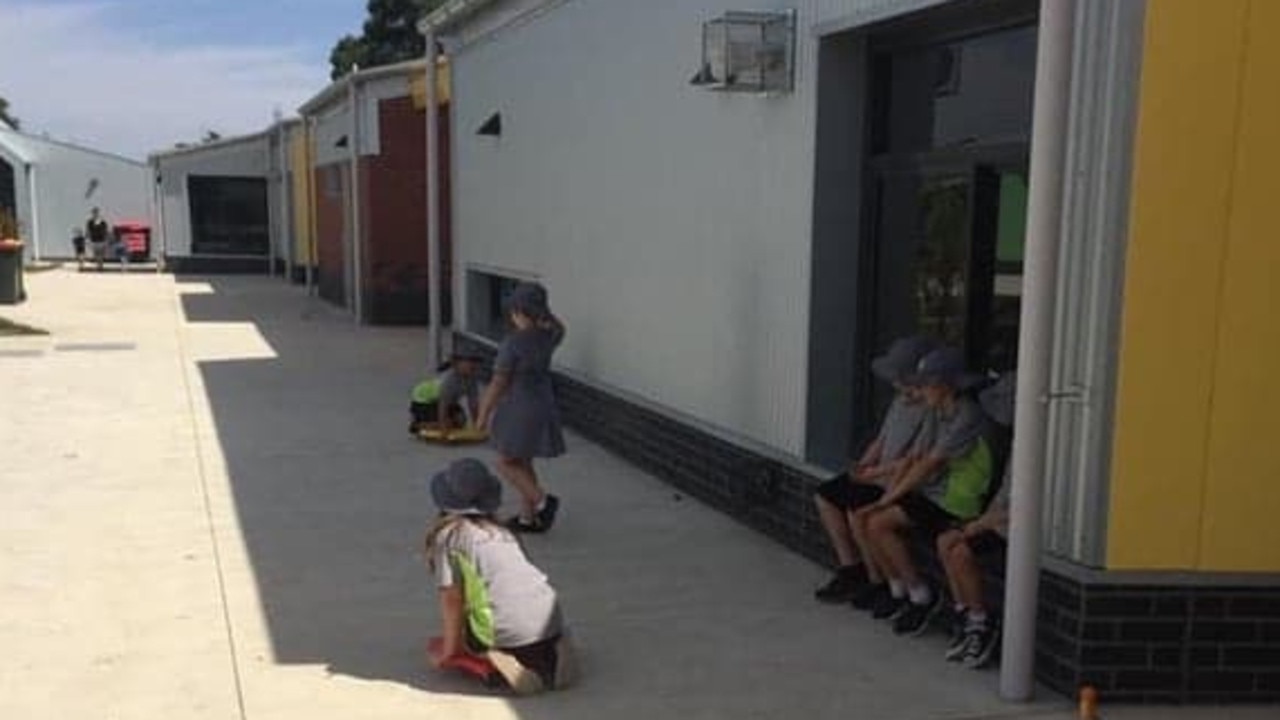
left=424, top=34, right=442, bottom=370
left=348, top=78, right=365, bottom=324
left=1000, top=0, right=1076, bottom=701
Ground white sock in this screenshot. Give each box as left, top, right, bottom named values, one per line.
left=907, top=583, right=933, bottom=605
left=954, top=603, right=967, bottom=616
left=535, top=497, right=547, bottom=513
left=967, top=609, right=989, bottom=627
left=888, top=580, right=906, bottom=599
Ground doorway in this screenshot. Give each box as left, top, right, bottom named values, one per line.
left=806, top=0, right=1037, bottom=464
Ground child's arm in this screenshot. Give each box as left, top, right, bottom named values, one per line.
left=963, top=506, right=1009, bottom=537
left=431, top=584, right=468, bottom=667
left=476, top=372, right=510, bottom=430
left=850, top=438, right=884, bottom=477
left=873, top=453, right=945, bottom=507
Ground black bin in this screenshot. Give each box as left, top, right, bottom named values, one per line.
left=0, top=239, right=24, bottom=304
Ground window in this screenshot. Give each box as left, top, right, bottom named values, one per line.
left=466, top=269, right=523, bottom=342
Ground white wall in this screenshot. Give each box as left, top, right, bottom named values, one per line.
left=153, top=135, right=269, bottom=257
left=0, top=128, right=149, bottom=259
left=449, top=0, right=942, bottom=456
left=309, top=74, right=417, bottom=168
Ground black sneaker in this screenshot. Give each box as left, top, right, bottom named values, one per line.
left=891, top=593, right=943, bottom=636
left=850, top=582, right=885, bottom=611
left=962, top=621, right=1001, bottom=669
left=815, top=566, right=865, bottom=604
left=536, top=494, right=561, bottom=531
left=871, top=591, right=907, bottom=621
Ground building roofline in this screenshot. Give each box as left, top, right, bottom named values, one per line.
left=297, top=58, right=428, bottom=116
left=417, top=0, right=503, bottom=35
left=147, top=129, right=272, bottom=164
left=0, top=127, right=145, bottom=166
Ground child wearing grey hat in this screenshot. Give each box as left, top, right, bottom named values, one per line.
left=813, top=334, right=939, bottom=605
left=424, top=458, right=577, bottom=694
left=861, top=346, right=995, bottom=636
left=476, top=281, right=567, bottom=533
left=936, top=372, right=1015, bottom=669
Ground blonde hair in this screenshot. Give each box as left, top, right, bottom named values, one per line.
left=423, top=513, right=506, bottom=572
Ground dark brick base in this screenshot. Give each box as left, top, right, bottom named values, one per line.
left=460, top=332, right=1280, bottom=704
left=1038, top=567, right=1280, bottom=703
left=165, top=255, right=271, bottom=275
left=289, top=265, right=313, bottom=285
left=365, top=291, right=428, bottom=326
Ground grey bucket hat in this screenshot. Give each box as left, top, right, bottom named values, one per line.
left=430, top=458, right=502, bottom=515
left=907, top=346, right=984, bottom=390
left=979, top=372, right=1016, bottom=426
left=871, top=335, right=941, bottom=384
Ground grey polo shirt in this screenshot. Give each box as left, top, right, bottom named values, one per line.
left=438, top=369, right=478, bottom=412
left=435, top=520, right=564, bottom=649
left=876, top=394, right=931, bottom=462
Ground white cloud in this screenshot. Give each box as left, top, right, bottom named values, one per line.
left=0, top=1, right=324, bottom=159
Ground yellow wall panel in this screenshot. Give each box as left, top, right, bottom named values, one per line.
left=1198, top=0, right=1280, bottom=572
left=289, top=128, right=313, bottom=267
left=1106, top=0, right=1250, bottom=569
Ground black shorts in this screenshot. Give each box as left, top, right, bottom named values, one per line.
left=966, top=530, right=1007, bottom=557
left=73, top=237, right=86, bottom=255
left=815, top=474, right=884, bottom=511
left=897, top=493, right=962, bottom=539
left=410, top=400, right=465, bottom=426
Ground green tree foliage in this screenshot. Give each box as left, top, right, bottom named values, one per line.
left=328, top=0, right=446, bottom=80
left=0, top=96, right=19, bottom=129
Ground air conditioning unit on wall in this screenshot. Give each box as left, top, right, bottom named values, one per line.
left=691, top=10, right=796, bottom=94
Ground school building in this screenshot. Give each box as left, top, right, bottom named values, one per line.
left=0, top=124, right=150, bottom=261
left=298, top=59, right=453, bottom=325
left=150, top=126, right=298, bottom=276
left=422, top=0, right=1280, bottom=702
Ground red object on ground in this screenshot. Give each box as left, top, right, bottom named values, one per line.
left=113, top=220, right=151, bottom=256
left=427, top=637, right=501, bottom=683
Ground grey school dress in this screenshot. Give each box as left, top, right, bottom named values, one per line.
left=490, top=325, right=567, bottom=459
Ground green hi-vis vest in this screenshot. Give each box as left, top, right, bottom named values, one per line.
left=412, top=378, right=442, bottom=405
left=450, top=551, right=495, bottom=648
left=939, top=437, right=994, bottom=520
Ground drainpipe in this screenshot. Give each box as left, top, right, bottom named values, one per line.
left=424, top=35, right=442, bottom=370
left=349, top=78, right=365, bottom=324
left=305, top=116, right=317, bottom=295
left=153, top=163, right=166, bottom=272
left=278, top=121, right=292, bottom=281
left=1000, top=0, right=1076, bottom=702
left=25, top=163, right=40, bottom=262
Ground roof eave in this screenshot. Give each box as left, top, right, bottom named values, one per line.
left=416, top=0, right=502, bottom=36
left=297, top=58, right=428, bottom=116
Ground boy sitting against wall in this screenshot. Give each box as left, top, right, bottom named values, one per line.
left=859, top=346, right=994, bottom=636
left=937, top=372, right=1014, bottom=668
left=812, top=335, right=938, bottom=603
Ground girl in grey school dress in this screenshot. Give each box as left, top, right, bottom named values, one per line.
left=476, top=282, right=566, bottom=533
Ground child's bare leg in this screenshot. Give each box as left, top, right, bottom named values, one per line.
left=942, top=533, right=985, bottom=612
left=496, top=456, right=545, bottom=519
left=868, top=507, right=918, bottom=586
left=849, top=508, right=885, bottom=582
left=937, top=530, right=967, bottom=604
left=815, top=495, right=857, bottom=567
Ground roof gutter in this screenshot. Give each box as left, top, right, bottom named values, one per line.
left=416, top=0, right=502, bottom=35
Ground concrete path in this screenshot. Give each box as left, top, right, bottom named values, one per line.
left=0, top=268, right=1271, bottom=720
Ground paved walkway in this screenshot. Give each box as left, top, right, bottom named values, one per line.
left=0, top=269, right=1270, bottom=719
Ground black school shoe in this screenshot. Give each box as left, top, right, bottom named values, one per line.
left=815, top=565, right=866, bottom=604
left=506, top=516, right=547, bottom=534
left=961, top=620, right=1001, bottom=669
left=945, top=610, right=969, bottom=661
left=871, top=591, right=907, bottom=621
left=892, top=592, right=944, bottom=636
left=537, top=495, right=561, bottom=530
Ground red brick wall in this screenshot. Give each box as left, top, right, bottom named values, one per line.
left=361, top=96, right=451, bottom=325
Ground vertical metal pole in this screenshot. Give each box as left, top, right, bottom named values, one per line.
left=425, top=37, right=442, bottom=370
left=25, top=164, right=40, bottom=262
left=279, top=121, right=293, bottom=282
left=304, top=116, right=317, bottom=295
left=1000, top=0, right=1076, bottom=702
left=349, top=79, right=364, bottom=324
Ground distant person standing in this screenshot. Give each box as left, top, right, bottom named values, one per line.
left=86, top=207, right=110, bottom=271
left=71, top=226, right=86, bottom=270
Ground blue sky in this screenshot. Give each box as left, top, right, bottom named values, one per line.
left=0, top=0, right=374, bottom=158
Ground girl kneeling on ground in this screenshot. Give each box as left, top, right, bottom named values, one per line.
left=425, top=458, right=577, bottom=694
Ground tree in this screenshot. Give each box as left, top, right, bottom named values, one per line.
left=328, top=0, right=446, bottom=79
left=0, top=96, right=19, bottom=130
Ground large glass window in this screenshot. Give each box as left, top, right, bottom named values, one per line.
left=188, top=176, right=269, bottom=256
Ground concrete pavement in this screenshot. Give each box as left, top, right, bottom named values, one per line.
left=1, top=268, right=1273, bottom=719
